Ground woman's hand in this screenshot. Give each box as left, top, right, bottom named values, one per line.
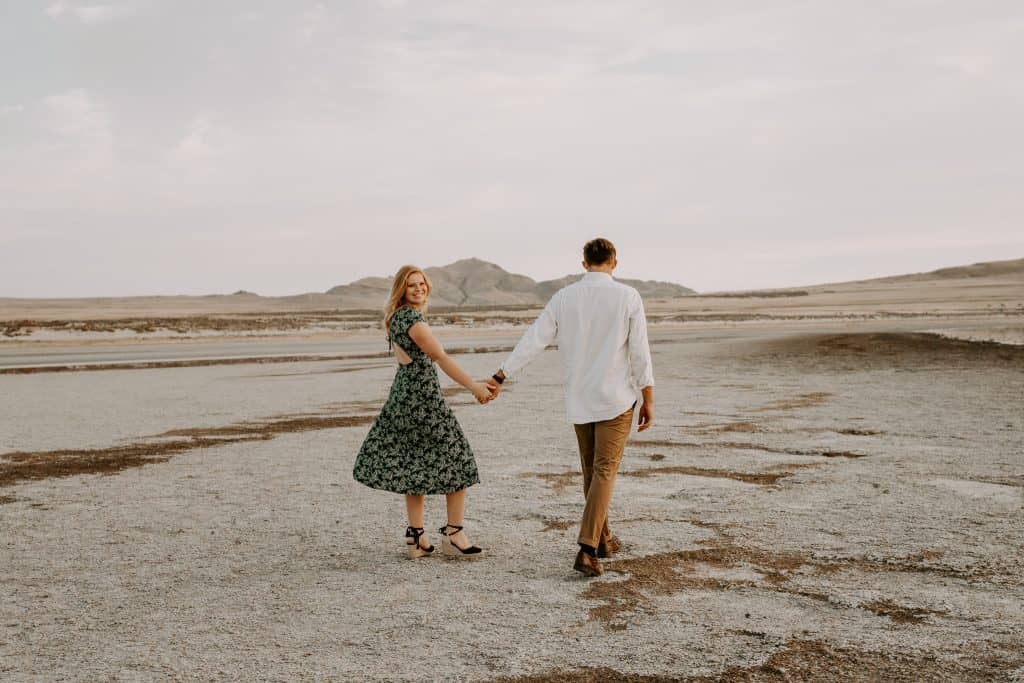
left=471, top=382, right=495, bottom=404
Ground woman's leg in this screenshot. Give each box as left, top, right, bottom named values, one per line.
left=405, top=494, right=428, bottom=549
left=444, top=489, right=465, bottom=526
left=444, top=489, right=474, bottom=548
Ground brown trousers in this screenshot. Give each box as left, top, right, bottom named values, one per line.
left=573, top=405, right=634, bottom=548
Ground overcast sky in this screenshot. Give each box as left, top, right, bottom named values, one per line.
left=1, top=1, right=1022, bottom=297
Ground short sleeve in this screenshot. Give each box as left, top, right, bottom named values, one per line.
left=390, top=306, right=425, bottom=340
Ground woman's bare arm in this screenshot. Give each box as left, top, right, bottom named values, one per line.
left=408, top=321, right=492, bottom=401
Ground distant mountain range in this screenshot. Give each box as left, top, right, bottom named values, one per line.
left=867, top=257, right=1024, bottom=283
left=1, top=257, right=1019, bottom=321
left=325, top=258, right=695, bottom=308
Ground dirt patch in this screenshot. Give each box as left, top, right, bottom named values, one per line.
left=541, top=519, right=576, bottom=532
left=976, top=475, right=1024, bottom=488
left=622, top=466, right=792, bottom=487
left=524, top=466, right=792, bottom=491
left=647, top=453, right=666, bottom=461
left=330, top=363, right=393, bottom=374
left=715, top=441, right=867, bottom=459
left=692, top=638, right=1017, bottom=683
left=860, top=599, right=947, bottom=624
left=583, top=538, right=812, bottom=628
left=499, top=638, right=990, bottom=680
left=762, top=462, right=823, bottom=473
left=2, top=315, right=316, bottom=337
left=495, top=668, right=678, bottom=682
left=0, top=438, right=248, bottom=487
left=744, top=332, right=1024, bottom=371
left=681, top=421, right=765, bottom=435
left=630, top=440, right=867, bottom=459
left=822, top=552, right=980, bottom=583
left=0, top=494, right=18, bottom=504
left=795, top=449, right=866, bottom=459
left=496, top=668, right=682, bottom=682
left=322, top=400, right=389, bottom=413
left=0, top=345, right=514, bottom=375
left=254, top=363, right=393, bottom=377
left=0, top=353, right=390, bottom=375
left=521, top=471, right=581, bottom=493
left=1, top=413, right=375, bottom=488
left=630, top=439, right=694, bottom=448
left=832, top=428, right=884, bottom=436
left=755, top=392, right=833, bottom=412
left=583, top=524, right=974, bottom=629
left=157, top=414, right=375, bottom=439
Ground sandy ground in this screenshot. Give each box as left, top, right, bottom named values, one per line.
left=1, top=316, right=1022, bottom=681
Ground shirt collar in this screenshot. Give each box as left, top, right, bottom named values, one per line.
left=582, top=271, right=613, bottom=281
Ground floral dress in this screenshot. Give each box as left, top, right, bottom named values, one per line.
left=352, top=306, right=481, bottom=495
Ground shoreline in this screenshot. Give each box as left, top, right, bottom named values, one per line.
left=1, top=310, right=1021, bottom=346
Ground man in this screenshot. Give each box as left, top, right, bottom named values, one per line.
left=488, top=238, right=654, bottom=577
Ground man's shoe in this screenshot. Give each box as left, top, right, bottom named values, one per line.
left=573, top=549, right=603, bottom=577
left=597, top=535, right=621, bottom=559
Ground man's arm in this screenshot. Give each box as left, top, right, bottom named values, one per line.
left=629, top=291, right=655, bottom=431
left=638, top=386, right=654, bottom=431
left=489, top=297, right=558, bottom=392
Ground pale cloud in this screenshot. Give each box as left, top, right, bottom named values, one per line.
left=76, top=4, right=116, bottom=24
left=168, top=115, right=215, bottom=164
left=44, top=2, right=124, bottom=24
left=42, top=88, right=104, bottom=134
left=40, top=88, right=113, bottom=166
left=294, top=2, right=328, bottom=43
left=934, top=54, right=995, bottom=78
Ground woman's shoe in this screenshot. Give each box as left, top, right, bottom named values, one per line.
left=405, top=526, right=435, bottom=559
left=438, top=524, right=483, bottom=557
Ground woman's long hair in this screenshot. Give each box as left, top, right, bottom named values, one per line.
left=383, top=265, right=432, bottom=339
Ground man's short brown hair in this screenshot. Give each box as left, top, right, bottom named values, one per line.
left=583, top=238, right=616, bottom=266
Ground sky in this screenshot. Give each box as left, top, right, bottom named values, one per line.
left=1, top=1, right=1023, bottom=297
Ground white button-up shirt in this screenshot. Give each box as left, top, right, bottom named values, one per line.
left=500, top=271, right=655, bottom=424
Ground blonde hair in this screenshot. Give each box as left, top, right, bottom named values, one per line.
left=383, top=265, right=432, bottom=337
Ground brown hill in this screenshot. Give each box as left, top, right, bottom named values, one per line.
left=327, top=258, right=694, bottom=306
left=870, top=257, right=1024, bottom=283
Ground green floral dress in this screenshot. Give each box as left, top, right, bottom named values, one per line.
left=352, top=306, right=481, bottom=495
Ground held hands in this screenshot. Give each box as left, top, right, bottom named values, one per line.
left=485, top=378, right=502, bottom=399
left=471, top=381, right=498, bottom=405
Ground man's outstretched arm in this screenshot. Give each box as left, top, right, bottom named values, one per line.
left=489, top=298, right=558, bottom=394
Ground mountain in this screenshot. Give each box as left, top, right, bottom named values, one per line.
left=326, top=258, right=694, bottom=307
left=868, top=257, right=1024, bottom=283
left=536, top=274, right=694, bottom=300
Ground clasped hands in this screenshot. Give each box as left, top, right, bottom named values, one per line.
left=471, top=377, right=503, bottom=405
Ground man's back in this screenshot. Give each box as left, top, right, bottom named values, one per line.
left=501, top=271, right=654, bottom=424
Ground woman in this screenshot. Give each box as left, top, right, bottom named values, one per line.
left=353, top=265, right=494, bottom=559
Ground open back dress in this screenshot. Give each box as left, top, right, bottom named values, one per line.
left=352, top=306, right=481, bottom=495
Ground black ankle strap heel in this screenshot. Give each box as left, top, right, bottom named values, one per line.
left=438, top=524, right=483, bottom=557
left=405, top=526, right=434, bottom=559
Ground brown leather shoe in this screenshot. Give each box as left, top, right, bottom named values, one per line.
left=573, top=550, right=603, bottom=577
left=597, top=535, right=621, bottom=559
